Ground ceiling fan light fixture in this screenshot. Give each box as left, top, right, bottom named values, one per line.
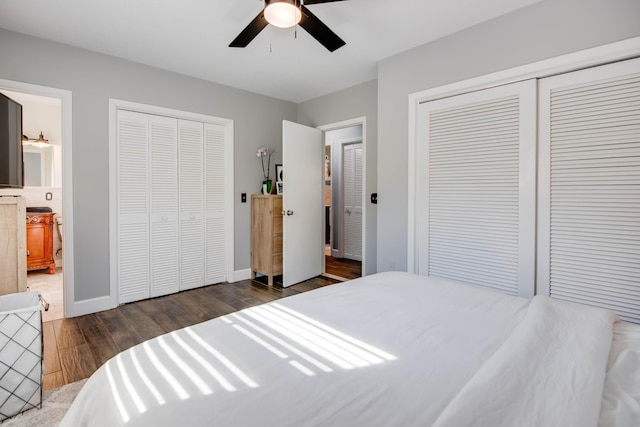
left=264, top=0, right=302, bottom=29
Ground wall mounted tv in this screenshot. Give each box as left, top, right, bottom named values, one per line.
left=0, top=92, right=23, bottom=189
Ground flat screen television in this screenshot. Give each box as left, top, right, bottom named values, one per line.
left=0, top=92, right=24, bottom=188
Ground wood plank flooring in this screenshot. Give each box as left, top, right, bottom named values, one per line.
left=42, top=275, right=339, bottom=390
left=325, top=255, right=361, bottom=280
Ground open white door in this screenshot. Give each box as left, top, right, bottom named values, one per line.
left=282, top=120, right=324, bottom=287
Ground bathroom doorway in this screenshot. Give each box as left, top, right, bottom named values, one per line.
left=0, top=85, right=68, bottom=322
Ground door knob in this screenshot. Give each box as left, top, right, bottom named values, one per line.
left=346, top=209, right=352, bottom=216
left=286, top=210, right=294, bottom=216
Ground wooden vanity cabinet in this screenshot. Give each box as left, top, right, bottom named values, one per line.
left=251, top=195, right=283, bottom=286
left=26, top=213, right=56, bottom=274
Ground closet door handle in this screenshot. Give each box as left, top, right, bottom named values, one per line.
left=286, top=210, right=294, bottom=216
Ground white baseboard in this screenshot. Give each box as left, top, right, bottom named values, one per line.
left=65, top=295, right=115, bottom=318
left=231, top=269, right=252, bottom=282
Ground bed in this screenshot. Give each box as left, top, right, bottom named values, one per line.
left=61, top=272, right=640, bottom=426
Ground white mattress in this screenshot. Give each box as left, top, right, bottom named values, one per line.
left=61, top=272, right=639, bottom=426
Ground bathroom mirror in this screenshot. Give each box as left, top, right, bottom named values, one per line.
left=23, top=143, right=55, bottom=187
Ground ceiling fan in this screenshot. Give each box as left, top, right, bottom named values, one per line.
left=229, top=0, right=348, bottom=52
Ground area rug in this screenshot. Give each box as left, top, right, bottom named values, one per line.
left=1, top=379, right=87, bottom=426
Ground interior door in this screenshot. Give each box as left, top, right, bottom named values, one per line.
left=342, top=142, right=363, bottom=261
left=282, top=120, right=323, bottom=287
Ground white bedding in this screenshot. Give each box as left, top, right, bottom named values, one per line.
left=61, top=272, right=639, bottom=426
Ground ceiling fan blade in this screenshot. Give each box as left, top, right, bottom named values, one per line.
left=302, top=0, right=348, bottom=4
left=229, top=10, right=268, bottom=48
left=298, top=5, right=346, bottom=52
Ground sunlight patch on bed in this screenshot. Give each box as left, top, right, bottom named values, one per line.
left=272, top=303, right=397, bottom=362
left=289, top=360, right=316, bottom=376
left=143, top=341, right=190, bottom=400
left=228, top=304, right=397, bottom=377
left=230, top=313, right=333, bottom=373
left=130, top=348, right=166, bottom=405
left=232, top=324, right=289, bottom=358
left=116, top=353, right=147, bottom=414
left=184, top=328, right=259, bottom=389
left=169, top=332, right=237, bottom=392
left=157, top=335, right=213, bottom=395
left=106, top=359, right=130, bottom=424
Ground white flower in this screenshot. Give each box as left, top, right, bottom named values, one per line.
left=256, top=146, right=274, bottom=180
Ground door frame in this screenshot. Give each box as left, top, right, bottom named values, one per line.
left=318, top=117, right=367, bottom=277
left=0, top=78, right=75, bottom=317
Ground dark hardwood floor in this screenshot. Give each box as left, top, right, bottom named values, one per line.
left=42, top=275, right=339, bottom=391
left=325, top=255, right=361, bottom=280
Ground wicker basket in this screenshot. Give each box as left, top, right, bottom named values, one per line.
left=0, top=291, right=42, bottom=421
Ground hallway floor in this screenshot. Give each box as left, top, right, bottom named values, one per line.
left=27, top=268, right=63, bottom=322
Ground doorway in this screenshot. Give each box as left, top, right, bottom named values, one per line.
left=322, top=122, right=364, bottom=281
left=0, top=80, right=73, bottom=321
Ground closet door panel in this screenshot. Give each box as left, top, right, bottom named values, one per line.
left=416, top=80, right=536, bottom=297
left=538, top=58, right=640, bottom=322
left=116, top=110, right=150, bottom=303
left=204, top=123, right=227, bottom=284
left=179, top=119, right=205, bottom=290
left=343, top=143, right=363, bottom=261
left=149, top=116, right=179, bottom=297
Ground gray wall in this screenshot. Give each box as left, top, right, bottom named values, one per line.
left=297, top=80, right=378, bottom=274
left=376, top=0, right=640, bottom=273
left=0, top=29, right=296, bottom=301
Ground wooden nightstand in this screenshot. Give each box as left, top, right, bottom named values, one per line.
left=251, top=195, right=283, bottom=286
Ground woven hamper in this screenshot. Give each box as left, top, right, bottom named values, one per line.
left=0, top=291, right=42, bottom=421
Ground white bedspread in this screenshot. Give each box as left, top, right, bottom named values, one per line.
left=61, top=272, right=632, bottom=426
left=432, top=295, right=618, bottom=427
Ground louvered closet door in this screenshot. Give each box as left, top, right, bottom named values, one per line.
left=415, top=80, right=536, bottom=297
left=204, top=123, right=227, bottom=284
left=117, top=110, right=150, bottom=303
left=538, top=58, right=640, bottom=323
left=149, top=115, right=179, bottom=297
left=179, top=119, right=205, bottom=291
left=343, top=143, right=363, bottom=261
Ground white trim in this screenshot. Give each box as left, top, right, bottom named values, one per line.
left=409, top=36, right=640, bottom=106
left=317, top=117, right=367, bottom=276
left=408, top=36, right=640, bottom=272
left=109, top=98, right=234, bottom=309
left=67, top=296, right=112, bottom=318
left=0, top=79, right=76, bottom=317
left=231, top=268, right=252, bottom=282
left=224, top=122, right=235, bottom=284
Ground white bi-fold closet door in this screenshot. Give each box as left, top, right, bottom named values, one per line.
left=414, top=57, right=640, bottom=321
left=116, top=110, right=228, bottom=304
left=538, top=58, right=640, bottom=323
left=415, top=80, right=537, bottom=297
left=342, top=142, right=363, bottom=261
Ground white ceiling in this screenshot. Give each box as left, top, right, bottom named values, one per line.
left=0, top=0, right=542, bottom=103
